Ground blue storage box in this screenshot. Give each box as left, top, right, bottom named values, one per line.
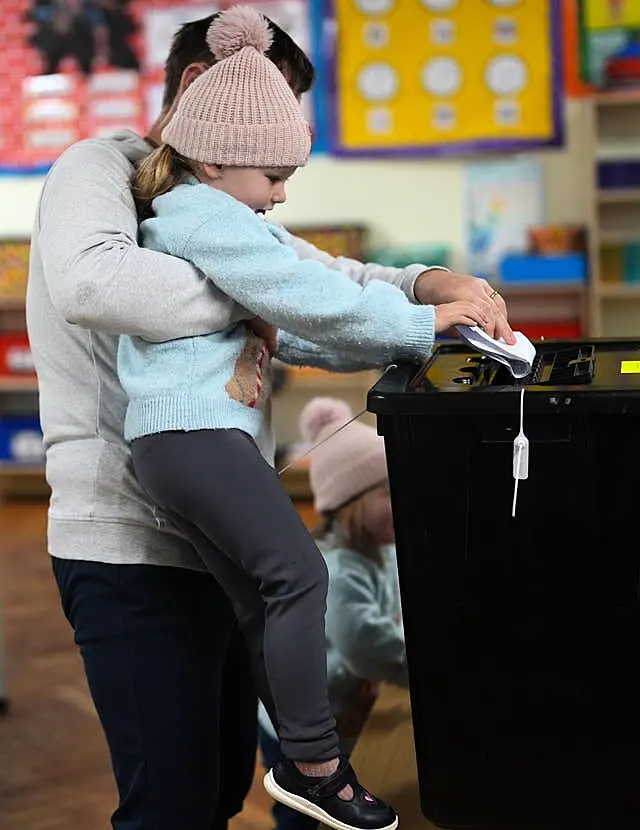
left=499, top=253, right=587, bottom=284
left=598, top=160, right=640, bottom=190
left=624, top=243, right=640, bottom=283
left=0, top=417, right=44, bottom=464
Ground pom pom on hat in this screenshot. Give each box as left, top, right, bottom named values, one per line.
left=298, top=397, right=387, bottom=513
left=300, top=397, right=353, bottom=444
left=207, top=5, right=273, bottom=61
left=162, top=3, right=310, bottom=168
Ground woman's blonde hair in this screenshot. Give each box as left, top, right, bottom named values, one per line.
left=133, top=144, right=194, bottom=212
left=313, top=492, right=384, bottom=567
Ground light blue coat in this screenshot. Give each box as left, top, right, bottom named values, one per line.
left=118, top=178, right=435, bottom=442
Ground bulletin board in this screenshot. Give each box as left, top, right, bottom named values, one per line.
left=328, top=0, right=564, bottom=157
left=0, top=0, right=318, bottom=174
left=577, top=0, right=640, bottom=88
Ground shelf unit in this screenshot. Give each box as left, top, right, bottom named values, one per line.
left=0, top=376, right=39, bottom=393
left=585, top=90, right=640, bottom=336
left=0, top=299, right=47, bottom=500
left=495, top=283, right=589, bottom=339
left=596, top=189, right=640, bottom=204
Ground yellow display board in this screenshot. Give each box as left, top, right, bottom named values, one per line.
left=331, top=0, right=562, bottom=156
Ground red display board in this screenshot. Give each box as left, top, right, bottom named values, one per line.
left=0, top=1, right=314, bottom=172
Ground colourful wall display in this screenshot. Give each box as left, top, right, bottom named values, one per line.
left=0, top=0, right=318, bottom=173
left=328, top=0, right=564, bottom=157
left=0, top=1, right=569, bottom=169
left=578, top=0, right=640, bottom=88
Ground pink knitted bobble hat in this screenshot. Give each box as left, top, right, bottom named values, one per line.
left=300, top=398, right=388, bottom=514
left=161, top=5, right=311, bottom=167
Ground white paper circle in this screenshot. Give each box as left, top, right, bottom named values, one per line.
left=484, top=55, right=527, bottom=95
left=421, top=57, right=463, bottom=97
left=357, top=63, right=399, bottom=101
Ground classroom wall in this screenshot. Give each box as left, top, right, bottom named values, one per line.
left=0, top=101, right=590, bottom=269
left=274, top=101, right=592, bottom=270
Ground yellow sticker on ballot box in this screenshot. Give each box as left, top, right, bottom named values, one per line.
left=621, top=361, right=640, bottom=374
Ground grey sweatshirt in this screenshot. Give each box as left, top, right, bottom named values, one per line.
left=26, top=130, right=431, bottom=569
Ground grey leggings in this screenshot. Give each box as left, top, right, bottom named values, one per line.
left=131, top=428, right=340, bottom=762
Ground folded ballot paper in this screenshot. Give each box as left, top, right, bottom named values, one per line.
left=456, top=325, right=536, bottom=379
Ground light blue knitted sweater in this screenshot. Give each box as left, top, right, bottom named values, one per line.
left=118, top=178, right=435, bottom=442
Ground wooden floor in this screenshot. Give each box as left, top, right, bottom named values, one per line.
left=0, top=499, right=429, bottom=830
left=0, top=500, right=276, bottom=830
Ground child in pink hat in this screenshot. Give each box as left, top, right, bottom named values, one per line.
left=118, top=6, right=491, bottom=830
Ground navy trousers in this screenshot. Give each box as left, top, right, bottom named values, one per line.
left=52, top=556, right=258, bottom=830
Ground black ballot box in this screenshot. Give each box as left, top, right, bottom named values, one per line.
left=367, top=339, right=640, bottom=830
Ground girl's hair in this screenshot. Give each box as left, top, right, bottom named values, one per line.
left=133, top=144, right=194, bottom=212
left=313, top=494, right=384, bottom=568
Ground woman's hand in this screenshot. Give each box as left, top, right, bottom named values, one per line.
left=416, top=269, right=515, bottom=344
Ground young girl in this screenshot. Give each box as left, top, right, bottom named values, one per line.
left=119, top=6, right=490, bottom=830
left=259, top=397, right=408, bottom=830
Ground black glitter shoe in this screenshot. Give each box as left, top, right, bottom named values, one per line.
left=264, top=757, right=398, bottom=830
